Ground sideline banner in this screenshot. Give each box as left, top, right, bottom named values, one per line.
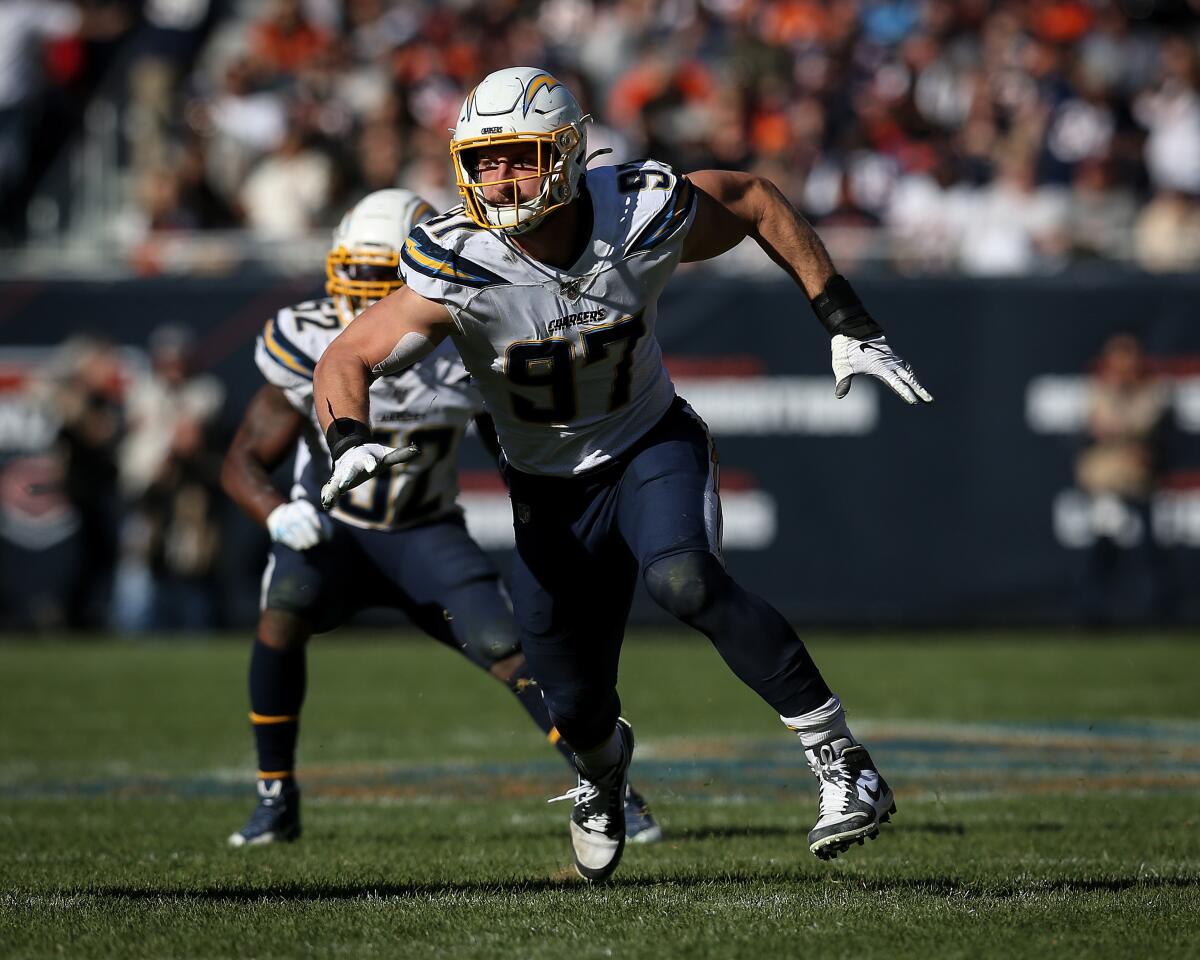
left=1, top=272, right=1197, bottom=626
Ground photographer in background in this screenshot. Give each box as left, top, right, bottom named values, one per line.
left=1075, top=333, right=1175, bottom=624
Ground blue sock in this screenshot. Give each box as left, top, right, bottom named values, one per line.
left=248, top=638, right=306, bottom=778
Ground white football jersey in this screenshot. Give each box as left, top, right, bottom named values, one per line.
left=402, top=160, right=697, bottom=476
left=254, top=296, right=485, bottom=531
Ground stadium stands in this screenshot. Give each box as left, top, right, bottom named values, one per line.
left=3, top=0, right=1199, bottom=275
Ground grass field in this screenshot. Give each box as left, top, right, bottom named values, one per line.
left=1, top=631, right=1198, bottom=959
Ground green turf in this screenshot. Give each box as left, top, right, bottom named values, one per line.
left=1, top=632, right=1198, bottom=959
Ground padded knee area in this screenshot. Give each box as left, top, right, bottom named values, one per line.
left=258, top=609, right=311, bottom=652
left=462, top=617, right=522, bottom=664
left=643, top=552, right=728, bottom=623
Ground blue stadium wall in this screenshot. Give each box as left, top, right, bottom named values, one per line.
left=2, top=271, right=1197, bottom=627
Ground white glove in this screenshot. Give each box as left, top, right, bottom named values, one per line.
left=831, top=334, right=933, bottom=405
left=266, top=498, right=333, bottom=551
left=320, top=441, right=419, bottom=510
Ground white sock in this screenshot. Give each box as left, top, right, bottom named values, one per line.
left=573, top=727, right=624, bottom=778
left=780, top=695, right=853, bottom=749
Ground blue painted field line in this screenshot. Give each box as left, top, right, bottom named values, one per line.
left=2, top=721, right=1197, bottom=801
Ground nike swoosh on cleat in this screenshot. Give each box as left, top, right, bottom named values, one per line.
left=863, top=783, right=883, bottom=801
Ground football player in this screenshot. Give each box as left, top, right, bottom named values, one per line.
left=221, top=188, right=661, bottom=847
left=313, top=69, right=932, bottom=881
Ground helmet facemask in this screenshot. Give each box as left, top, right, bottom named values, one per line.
left=325, top=245, right=405, bottom=323
left=451, top=123, right=585, bottom=235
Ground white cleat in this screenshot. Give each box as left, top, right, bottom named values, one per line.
left=549, top=718, right=634, bottom=881
left=804, top=737, right=895, bottom=861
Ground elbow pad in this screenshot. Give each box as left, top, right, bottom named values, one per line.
left=371, top=331, right=436, bottom=377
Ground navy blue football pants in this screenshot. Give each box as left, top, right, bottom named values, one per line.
left=263, top=513, right=518, bottom=666
left=506, top=397, right=833, bottom=750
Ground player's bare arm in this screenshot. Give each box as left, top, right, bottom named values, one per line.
left=313, top=285, right=453, bottom=430
left=221, top=384, right=307, bottom=526
left=682, top=169, right=836, bottom=296
left=222, top=384, right=334, bottom=552
left=682, top=169, right=933, bottom=405
left=312, top=285, right=455, bottom=508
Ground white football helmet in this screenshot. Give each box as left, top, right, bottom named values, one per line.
left=326, top=188, right=436, bottom=323
left=450, top=67, right=590, bottom=234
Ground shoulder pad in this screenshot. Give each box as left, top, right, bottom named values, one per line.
left=591, top=160, right=696, bottom=257
left=419, top=205, right=490, bottom=243
left=255, top=302, right=333, bottom=383
left=625, top=161, right=696, bottom=255
left=401, top=223, right=513, bottom=292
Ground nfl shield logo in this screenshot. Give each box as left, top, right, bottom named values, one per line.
left=516, top=503, right=531, bottom=523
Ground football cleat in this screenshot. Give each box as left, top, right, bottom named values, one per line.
left=804, top=737, right=895, bottom=861
left=227, top=777, right=302, bottom=848
left=624, top=783, right=663, bottom=844
left=548, top=718, right=634, bottom=881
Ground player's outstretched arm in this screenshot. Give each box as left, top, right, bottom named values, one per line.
left=312, top=285, right=456, bottom=508
left=221, top=385, right=333, bottom=551
left=681, top=170, right=932, bottom=405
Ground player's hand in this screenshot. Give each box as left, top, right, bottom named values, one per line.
left=266, top=498, right=334, bottom=551
left=320, top=442, right=419, bottom=510
left=830, top=334, right=933, bottom=405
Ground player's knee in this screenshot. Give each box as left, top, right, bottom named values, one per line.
left=460, top=615, right=521, bottom=666
left=258, top=609, right=312, bottom=652
left=643, top=552, right=727, bottom=622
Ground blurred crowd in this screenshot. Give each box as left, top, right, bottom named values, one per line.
left=3, top=0, right=1200, bottom=273
left=7, top=330, right=228, bottom=631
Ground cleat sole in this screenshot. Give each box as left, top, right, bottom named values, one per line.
left=809, top=798, right=896, bottom=860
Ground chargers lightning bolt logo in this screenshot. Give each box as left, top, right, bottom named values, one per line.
left=522, top=74, right=561, bottom=116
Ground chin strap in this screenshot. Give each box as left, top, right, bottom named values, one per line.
left=584, top=147, right=613, bottom=167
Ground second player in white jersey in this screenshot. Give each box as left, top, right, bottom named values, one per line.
left=401, top=159, right=695, bottom=477
left=255, top=297, right=485, bottom=530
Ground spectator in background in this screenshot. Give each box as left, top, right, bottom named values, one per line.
left=886, top=146, right=967, bottom=273
left=956, top=149, right=1069, bottom=275
left=239, top=118, right=335, bottom=238
left=1133, top=189, right=1200, bottom=273
left=249, top=0, right=331, bottom=82
left=200, top=56, right=290, bottom=205
left=127, top=0, right=213, bottom=175
left=46, top=336, right=126, bottom=629
left=1065, top=157, right=1137, bottom=262
left=1133, top=34, right=1200, bottom=197
left=0, top=0, right=127, bottom=239
left=115, top=326, right=224, bottom=631
left=1074, top=333, right=1174, bottom=625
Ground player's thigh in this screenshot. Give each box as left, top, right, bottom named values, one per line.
left=508, top=511, right=638, bottom=697
left=351, top=517, right=517, bottom=660
left=259, top=530, right=371, bottom=635
left=616, top=401, right=722, bottom=569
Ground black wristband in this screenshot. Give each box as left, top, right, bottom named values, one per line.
left=810, top=274, right=883, bottom=340
left=325, top=417, right=371, bottom=463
